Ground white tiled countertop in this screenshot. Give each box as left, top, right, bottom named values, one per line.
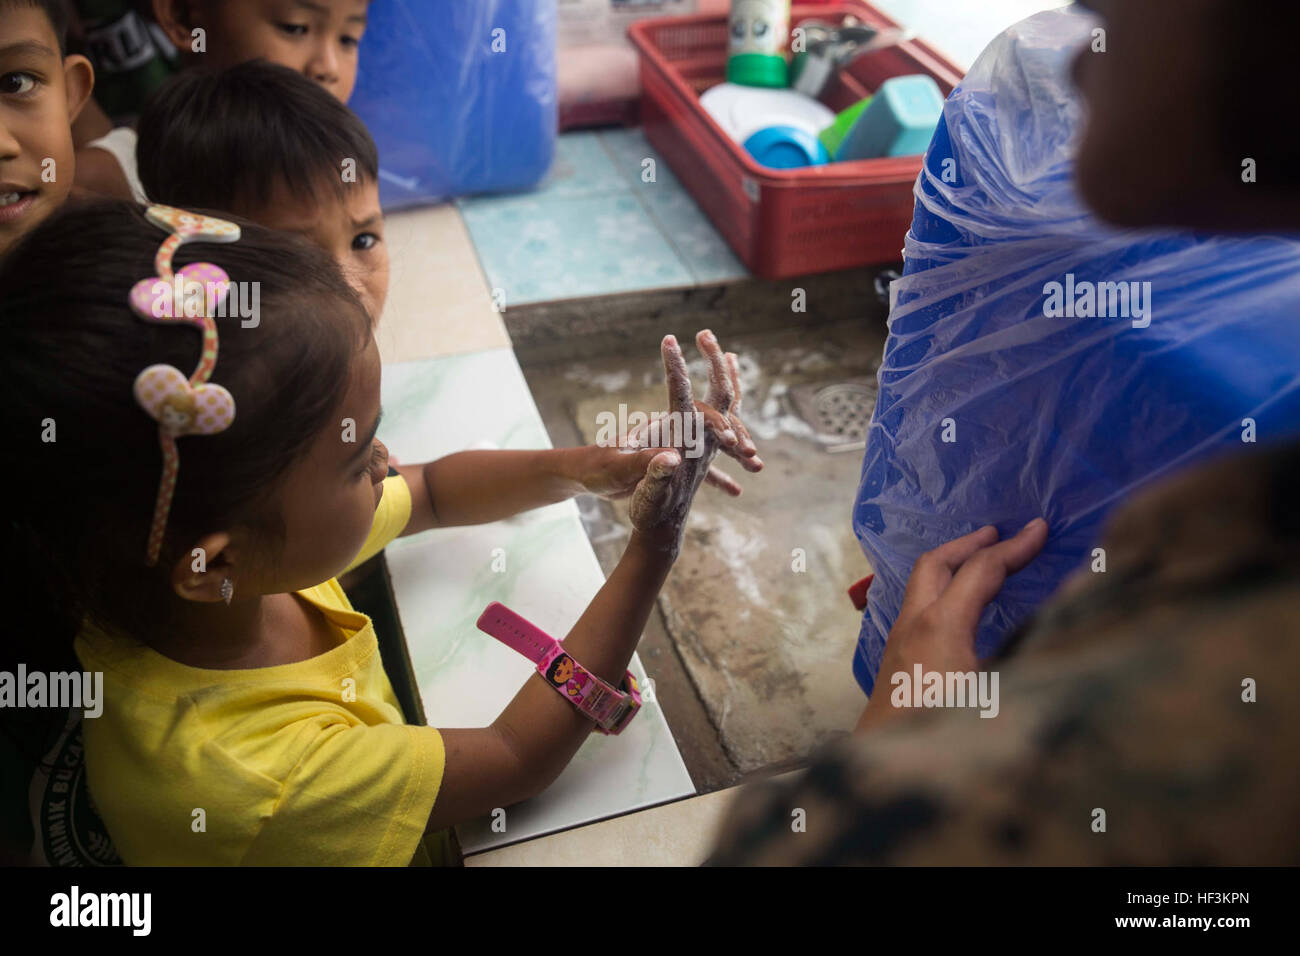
left=375, top=204, right=510, bottom=364
left=465, top=786, right=739, bottom=866
left=376, top=348, right=695, bottom=854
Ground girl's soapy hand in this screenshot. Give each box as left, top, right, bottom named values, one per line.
left=573, top=443, right=678, bottom=501
left=626, top=330, right=756, bottom=555
left=396, top=344, right=761, bottom=536
left=576, top=396, right=763, bottom=501
left=574, top=331, right=762, bottom=501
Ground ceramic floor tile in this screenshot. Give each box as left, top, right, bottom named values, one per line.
left=457, top=192, right=695, bottom=305
left=637, top=178, right=749, bottom=285
left=532, top=129, right=630, bottom=199
left=376, top=349, right=694, bottom=853
left=596, top=125, right=663, bottom=190
left=376, top=203, right=509, bottom=364
left=600, top=127, right=748, bottom=285
left=457, top=130, right=628, bottom=212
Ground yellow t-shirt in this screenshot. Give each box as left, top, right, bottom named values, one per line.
left=74, top=475, right=446, bottom=866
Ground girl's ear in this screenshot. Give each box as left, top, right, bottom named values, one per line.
left=171, top=531, right=236, bottom=603
left=152, top=0, right=202, bottom=54
left=61, top=55, right=94, bottom=123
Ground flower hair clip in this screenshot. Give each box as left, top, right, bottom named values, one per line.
left=130, top=205, right=241, bottom=566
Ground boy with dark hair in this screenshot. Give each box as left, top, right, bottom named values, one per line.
left=137, top=58, right=387, bottom=320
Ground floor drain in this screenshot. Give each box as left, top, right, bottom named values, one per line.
left=788, top=379, right=877, bottom=452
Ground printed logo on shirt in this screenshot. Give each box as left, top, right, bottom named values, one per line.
left=85, top=11, right=177, bottom=74
left=30, top=709, right=123, bottom=867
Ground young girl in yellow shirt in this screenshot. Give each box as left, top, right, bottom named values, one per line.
left=0, top=199, right=758, bottom=864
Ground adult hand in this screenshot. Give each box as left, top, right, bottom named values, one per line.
left=856, top=518, right=1049, bottom=732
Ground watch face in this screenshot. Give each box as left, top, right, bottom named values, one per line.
left=545, top=654, right=575, bottom=686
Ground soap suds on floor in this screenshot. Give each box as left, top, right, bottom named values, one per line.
left=750, top=382, right=818, bottom=442
left=782, top=351, right=835, bottom=375
left=675, top=350, right=762, bottom=399
left=534, top=321, right=886, bottom=778
left=699, top=510, right=766, bottom=610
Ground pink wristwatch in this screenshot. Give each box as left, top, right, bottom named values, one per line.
left=476, top=602, right=642, bottom=735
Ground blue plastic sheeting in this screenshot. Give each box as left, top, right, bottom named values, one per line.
left=852, top=7, right=1300, bottom=694
left=350, top=0, right=557, bottom=209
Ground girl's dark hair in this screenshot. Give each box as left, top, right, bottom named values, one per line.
left=137, top=59, right=381, bottom=212
left=0, top=199, right=368, bottom=683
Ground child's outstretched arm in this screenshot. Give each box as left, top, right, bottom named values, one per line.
left=393, top=354, right=761, bottom=536
left=394, top=449, right=606, bottom=532
left=421, top=331, right=747, bottom=831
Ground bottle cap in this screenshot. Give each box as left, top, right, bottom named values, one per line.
left=727, top=53, right=790, bottom=89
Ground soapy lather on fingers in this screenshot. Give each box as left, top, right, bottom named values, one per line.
left=627, top=330, right=762, bottom=555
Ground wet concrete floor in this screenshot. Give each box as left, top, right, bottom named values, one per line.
left=522, top=318, right=888, bottom=790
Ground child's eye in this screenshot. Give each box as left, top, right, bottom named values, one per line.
left=0, top=72, right=38, bottom=95
left=353, top=232, right=380, bottom=252
left=277, top=22, right=309, bottom=37
left=341, top=34, right=361, bottom=50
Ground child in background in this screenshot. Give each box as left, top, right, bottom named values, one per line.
left=76, top=0, right=367, bottom=199
left=136, top=60, right=387, bottom=321
left=150, top=0, right=366, bottom=101
left=0, top=0, right=93, bottom=256
left=1, top=199, right=757, bottom=865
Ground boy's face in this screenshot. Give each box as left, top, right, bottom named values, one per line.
left=0, top=4, right=92, bottom=255
left=247, top=177, right=388, bottom=323
left=157, top=0, right=367, bottom=103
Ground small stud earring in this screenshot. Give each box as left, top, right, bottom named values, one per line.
left=220, top=577, right=234, bottom=605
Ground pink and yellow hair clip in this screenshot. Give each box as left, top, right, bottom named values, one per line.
left=130, top=205, right=241, bottom=566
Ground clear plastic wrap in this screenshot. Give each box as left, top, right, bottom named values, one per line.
left=349, top=0, right=558, bottom=209
left=852, top=7, right=1300, bottom=693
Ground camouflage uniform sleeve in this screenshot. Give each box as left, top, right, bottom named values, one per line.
left=707, top=442, right=1300, bottom=866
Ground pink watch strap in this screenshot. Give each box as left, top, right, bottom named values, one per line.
left=475, top=602, right=642, bottom=735
left=475, top=601, right=555, bottom=663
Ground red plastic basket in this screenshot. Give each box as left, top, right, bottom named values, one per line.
left=629, top=2, right=963, bottom=279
